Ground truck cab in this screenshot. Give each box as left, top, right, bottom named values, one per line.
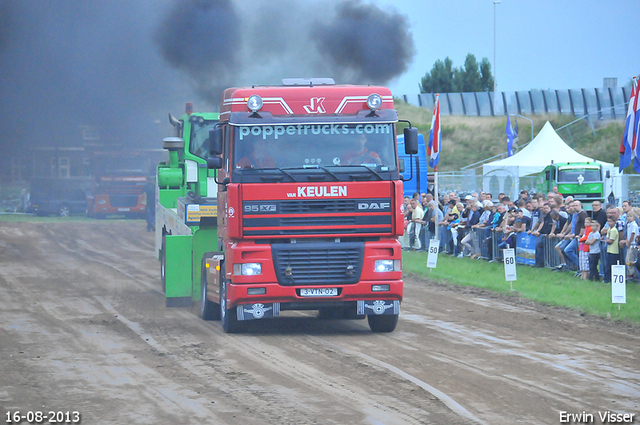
left=539, top=162, right=605, bottom=210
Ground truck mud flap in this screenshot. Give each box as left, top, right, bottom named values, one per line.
left=357, top=300, right=400, bottom=316
left=236, top=303, right=281, bottom=321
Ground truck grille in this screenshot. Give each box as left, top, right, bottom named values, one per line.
left=279, top=199, right=357, bottom=214
left=271, top=242, right=364, bottom=286
left=243, top=198, right=392, bottom=237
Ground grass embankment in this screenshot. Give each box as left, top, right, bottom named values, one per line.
left=403, top=251, right=640, bottom=325
left=394, top=100, right=626, bottom=172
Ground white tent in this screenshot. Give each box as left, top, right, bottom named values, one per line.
left=482, top=121, right=620, bottom=200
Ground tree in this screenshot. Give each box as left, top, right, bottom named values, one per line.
left=419, top=57, right=454, bottom=93
left=420, top=54, right=494, bottom=93
left=479, top=58, right=494, bottom=92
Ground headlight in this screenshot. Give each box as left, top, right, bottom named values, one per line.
left=374, top=259, right=401, bottom=272
left=247, top=95, right=263, bottom=112
left=372, top=284, right=390, bottom=292
left=366, top=93, right=382, bottom=111
left=234, top=263, right=262, bottom=276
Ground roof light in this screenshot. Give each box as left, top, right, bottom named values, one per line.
left=189, top=115, right=204, bottom=125
left=366, top=93, right=382, bottom=111
left=247, top=95, right=263, bottom=112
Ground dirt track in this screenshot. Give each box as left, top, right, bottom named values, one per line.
left=0, top=221, right=638, bottom=424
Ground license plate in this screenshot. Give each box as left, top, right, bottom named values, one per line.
left=300, top=288, right=338, bottom=297
left=118, top=208, right=130, bottom=212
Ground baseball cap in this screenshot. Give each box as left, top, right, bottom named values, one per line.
left=465, top=195, right=473, bottom=200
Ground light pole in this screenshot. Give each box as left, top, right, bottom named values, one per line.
left=493, top=1, right=500, bottom=116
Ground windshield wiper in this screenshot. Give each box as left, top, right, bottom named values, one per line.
left=317, top=166, right=340, bottom=181
left=279, top=166, right=340, bottom=182
left=326, top=164, right=384, bottom=180
left=240, top=167, right=298, bottom=181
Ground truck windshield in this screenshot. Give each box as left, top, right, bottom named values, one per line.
left=189, top=120, right=218, bottom=159
left=231, top=123, right=397, bottom=171
left=558, top=168, right=601, bottom=183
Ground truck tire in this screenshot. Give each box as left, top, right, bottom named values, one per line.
left=367, top=314, right=398, bottom=333
left=220, top=263, right=244, bottom=333
left=200, top=260, right=220, bottom=321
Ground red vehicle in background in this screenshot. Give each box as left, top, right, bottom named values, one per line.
left=86, top=150, right=155, bottom=219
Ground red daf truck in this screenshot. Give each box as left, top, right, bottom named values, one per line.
left=86, top=151, right=154, bottom=219
left=194, top=78, right=417, bottom=333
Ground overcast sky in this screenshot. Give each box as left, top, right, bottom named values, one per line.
left=381, top=0, right=639, bottom=95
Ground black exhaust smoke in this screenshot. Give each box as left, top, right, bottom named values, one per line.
left=154, top=0, right=241, bottom=105
left=312, top=0, right=415, bottom=83
left=155, top=0, right=415, bottom=101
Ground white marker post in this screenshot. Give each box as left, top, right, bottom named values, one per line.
left=503, top=248, right=517, bottom=291
left=611, top=264, right=626, bottom=310
left=426, top=239, right=439, bottom=269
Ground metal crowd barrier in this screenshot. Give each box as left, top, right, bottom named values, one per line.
left=490, top=230, right=504, bottom=261
left=467, top=227, right=494, bottom=260
left=420, top=229, right=603, bottom=274
left=543, top=236, right=563, bottom=269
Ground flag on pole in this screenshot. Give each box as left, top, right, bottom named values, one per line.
left=506, top=115, right=515, bottom=157
left=620, top=77, right=638, bottom=172
left=427, top=94, right=440, bottom=169
left=513, top=117, right=519, bottom=153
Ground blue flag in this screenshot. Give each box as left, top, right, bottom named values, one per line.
left=506, top=116, right=515, bottom=157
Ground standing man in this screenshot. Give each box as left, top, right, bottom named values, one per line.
left=407, top=199, right=424, bottom=251
left=564, top=200, right=588, bottom=275
left=600, top=204, right=625, bottom=280
left=591, top=201, right=607, bottom=228
left=553, top=201, right=575, bottom=271
left=603, top=216, right=621, bottom=283
left=529, top=198, right=540, bottom=230
left=532, top=202, right=553, bottom=268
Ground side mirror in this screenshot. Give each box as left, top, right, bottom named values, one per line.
left=398, top=158, right=405, bottom=173
left=403, top=127, right=418, bottom=155
left=209, top=127, right=223, bottom=155
left=207, top=156, right=223, bottom=169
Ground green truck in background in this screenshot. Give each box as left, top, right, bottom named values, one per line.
left=536, top=161, right=619, bottom=211
left=155, top=104, right=221, bottom=306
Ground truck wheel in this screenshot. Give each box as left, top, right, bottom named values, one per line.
left=367, top=314, right=398, bottom=333
left=200, top=261, right=220, bottom=321
left=220, top=263, right=244, bottom=333
left=160, top=235, right=166, bottom=293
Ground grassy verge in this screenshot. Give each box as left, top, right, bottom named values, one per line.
left=403, top=251, right=640, bottom=325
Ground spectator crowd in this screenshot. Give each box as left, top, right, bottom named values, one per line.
left=400, top=188, right=640, bottom=283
